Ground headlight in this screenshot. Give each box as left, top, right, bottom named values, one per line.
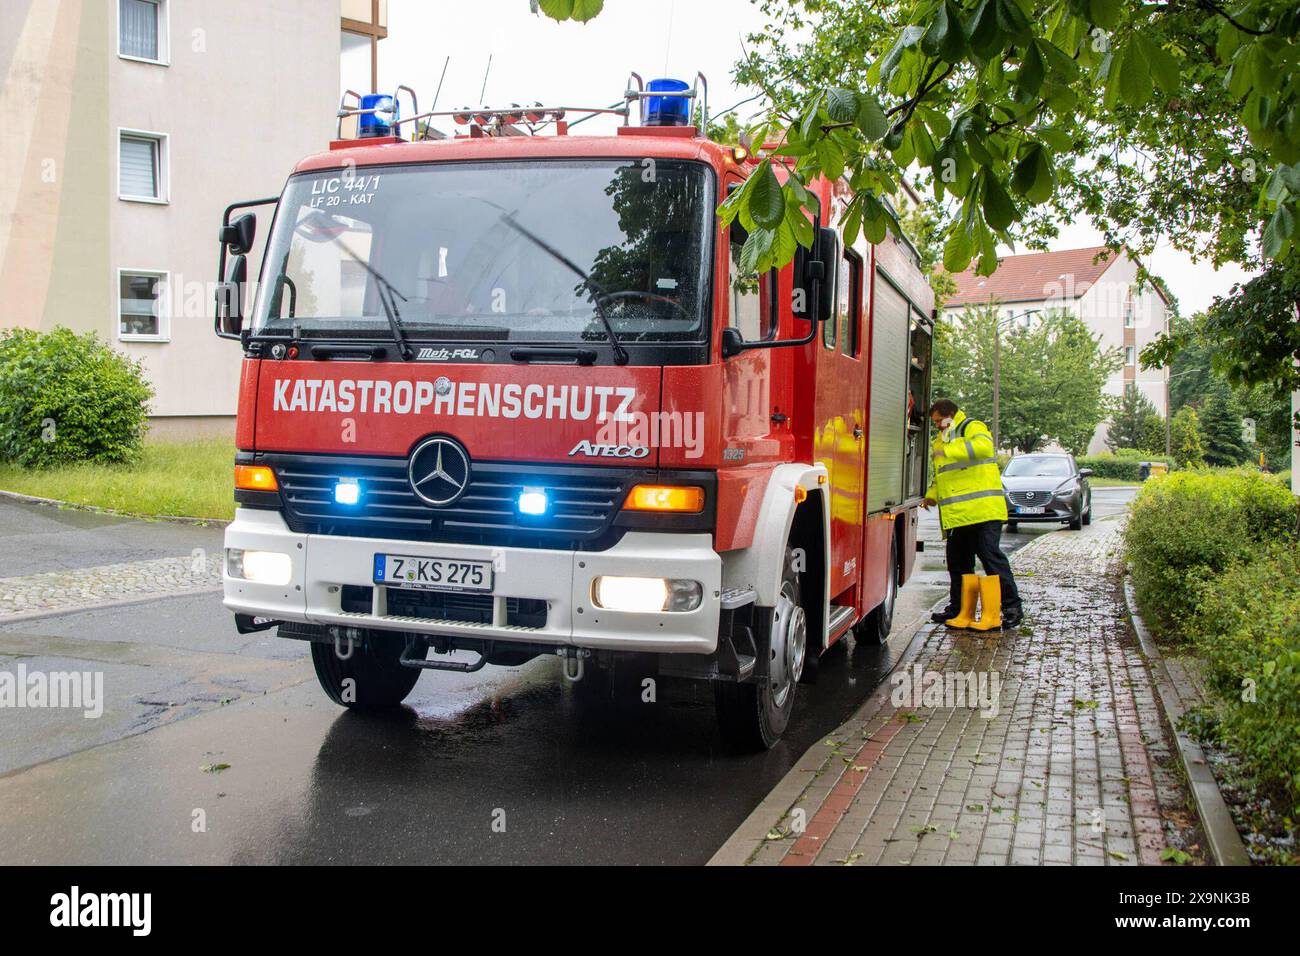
left=226, top=548, right=293, bottom=586
left=591, top=576, right=703, bottom=613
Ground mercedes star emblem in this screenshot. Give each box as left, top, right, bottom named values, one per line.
left=408, top=436, right=471, bottom=507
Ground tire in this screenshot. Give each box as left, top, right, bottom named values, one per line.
left=715, top=548, right=805, bottom=751
left=1068, top=505, right=1083, bottom=531
left=1082, top=499, right=1092, bottom=526
left=1006, top=522, right=1019, bottom=533
left=310, top=631, right=421, bottom=710
left=853, top=534, right=898, bottom=646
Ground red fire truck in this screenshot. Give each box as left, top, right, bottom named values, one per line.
left=214, top=76, right=934, bottom=750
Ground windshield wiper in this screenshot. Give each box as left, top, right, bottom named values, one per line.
left=498, top=213, right=630, bottom=366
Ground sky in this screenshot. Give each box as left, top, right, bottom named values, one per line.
left=379, top=0, right=1255, bottom=315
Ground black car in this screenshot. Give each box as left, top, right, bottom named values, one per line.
left=1002, top=454, right=1093, bottom=531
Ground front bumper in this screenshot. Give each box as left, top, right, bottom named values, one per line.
left=222, top=508, right=722, bottom=654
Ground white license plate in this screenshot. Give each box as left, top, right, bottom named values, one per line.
left=1016, top=506, right=1046, bottom=515
left=373, top=554, right=493, bottom=593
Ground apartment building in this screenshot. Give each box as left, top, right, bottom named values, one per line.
left=943, top=246, right=1172, bottom=455
left=0, top=0, right=389, bottom=435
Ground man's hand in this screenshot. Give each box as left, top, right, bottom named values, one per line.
left=922, top=497, right=936, bottom=509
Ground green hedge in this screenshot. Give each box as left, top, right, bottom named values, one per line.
left=1077, top=451, right=1177, bottom=481
left=0, top=327, right=153, bottom=467
left=1125, top=470, right=1300, bottom=812
left=1124, top=469, right=1297, bottom=639
left=1186, top=544, right=1300, bottom=811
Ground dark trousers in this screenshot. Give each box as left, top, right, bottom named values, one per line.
left=945, top=520, right=1022, bottom=613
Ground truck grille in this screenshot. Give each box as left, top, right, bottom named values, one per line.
left=262, top=453, right=645, bottom=550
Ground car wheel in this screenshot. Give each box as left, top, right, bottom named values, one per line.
left=1068, top=505, right=1083, bottom=531
left=1006, top=521, right=1019, bottom=533
left=1082, top=498, right=1092, bottom=526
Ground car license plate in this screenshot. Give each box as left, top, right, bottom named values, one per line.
left=1016, top=506, right=1046, bottom=515
left=373, top=554, right=493, bottom=593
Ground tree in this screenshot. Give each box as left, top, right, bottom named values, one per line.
left=1172, top=405, right=1207, bottom=468
left=1107, top=386, right=1164, bottom=453
left=933, top=306, right=1119, bottom=453
left=537, top=0, right=1300, bottom=406
left=1198, top=379, right=1250, bottom=466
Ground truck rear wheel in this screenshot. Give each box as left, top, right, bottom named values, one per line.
left=715, top=549, right=804, bottom=751
left=854, top=535, right=897, bottom=645
left=310, top=632, right=421, bottom=710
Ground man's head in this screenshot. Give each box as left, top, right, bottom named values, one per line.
left=930, top=398, right=959, bottom=430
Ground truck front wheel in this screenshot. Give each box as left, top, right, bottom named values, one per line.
left=715, top=549, right=804, bottom=751
left=310, top=632, right=421, bottom=710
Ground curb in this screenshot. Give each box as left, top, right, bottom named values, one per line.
left=0, top=488, right=228, bottom=528
left=1122, top=578, right=1251, bottom=867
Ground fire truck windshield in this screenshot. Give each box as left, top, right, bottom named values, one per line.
left=253, top=159, right=712, bottom=345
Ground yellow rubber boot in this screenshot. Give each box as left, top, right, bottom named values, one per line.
left=970, top=576, right=1003, bottom=631
left=945, top=574, right=981, bottom=628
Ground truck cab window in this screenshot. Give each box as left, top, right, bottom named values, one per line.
left=839, top=252, right=861, bottom=357
left=728, top=231, right=775, bottom=342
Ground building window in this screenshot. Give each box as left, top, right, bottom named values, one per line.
left=1125, top=345, right=1136, bottom=366
left=119, top=0, right=166, bottom=64
left=119, top=270, right=169, bottom=340
left=118, top=130, right=167, bottom=202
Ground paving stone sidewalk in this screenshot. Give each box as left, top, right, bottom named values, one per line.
left=0, top=554, right=222, bottom=619
left=725, top=519, right=1203, bottom=866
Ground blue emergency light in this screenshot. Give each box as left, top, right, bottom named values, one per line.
left=518, top=487, right=548, bottom=516
left=334, top=479, right=361, bottom=505
left=359, top=93, right=397, bottom=138
left=644, top=78, right=690, bottom=127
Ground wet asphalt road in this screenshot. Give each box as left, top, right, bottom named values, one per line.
left=0, top=488, right=1135, bottom=864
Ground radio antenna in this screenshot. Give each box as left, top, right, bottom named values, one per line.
left=479, top=54, right=493, bottom=104
left=431, top=56, right=450, bottom=111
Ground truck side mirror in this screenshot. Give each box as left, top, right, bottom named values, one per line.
left=220, top=213, right=257, bottom=256
left=215, top=254, right=247, bottom=339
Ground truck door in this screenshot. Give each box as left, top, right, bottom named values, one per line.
left=813, top=245, right=866, bottom=602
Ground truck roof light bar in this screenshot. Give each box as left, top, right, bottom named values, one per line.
left=333, top=73, right=708, bottom=142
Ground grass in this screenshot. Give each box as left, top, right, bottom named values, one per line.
left=1088, top=477, right=1142, bottom=487
left=0, top=440, right=234, bottom=521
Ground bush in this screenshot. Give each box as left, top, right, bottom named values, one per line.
left=0, top=327, right=153, bottom=467
left=1124, top=469, right=1298, bottom=638
left=1077, top=451, right=1176, bottom=481
left=1186, top=544, right=1300, bottom=811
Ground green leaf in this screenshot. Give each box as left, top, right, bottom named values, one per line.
left=920, top=1, right=951, bottom=58
left=981, top=173, right=1019, bottom=231
left=1261, top=203, right=1295, bottom=259
left=1088, top=0, right=1121, bottom=30
left=1017, top=40, right=1045, bottom=96
left=537, top=0, right=604, bottom=23
left=943, top=226, right=974, bottom=272
left=826, top=87, right=858, bottom=124
left=1010, top=143, right=1055, bottom=204
left=994, top=0, right=1031, bottom=42
left=1141, top=36, right=1181, bottom=95
left=1117, top=39, right=1152, bottom=108
left=749, top=162, right=785, bottom=229
left=816, top=137, right=846, bottom=180
left=968, top=0, right=1003, bottom=60
left=738, top=226, right=774, bottom=273
left=856, top=92, right=888, bottom=141
left=1036, top=39, right=1080, bottom=83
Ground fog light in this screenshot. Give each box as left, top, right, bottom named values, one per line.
left=334, top=479, right=361, bottom=505
left=518, top=487, right=548, bottom=516
left=591, top=576, right=703, bottom=613
left=226, top=548, right=292, bottom=586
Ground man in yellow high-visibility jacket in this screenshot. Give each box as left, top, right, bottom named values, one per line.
left=923, top=399, right=1023, bottom=628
